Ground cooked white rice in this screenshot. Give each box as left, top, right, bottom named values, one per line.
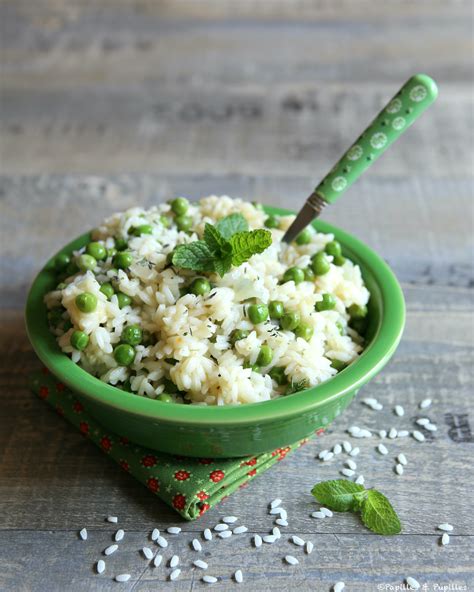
left=45, top=196, right=369, bottom=405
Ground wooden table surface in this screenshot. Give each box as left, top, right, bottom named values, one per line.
left=1, top=1, right=473, bottom=590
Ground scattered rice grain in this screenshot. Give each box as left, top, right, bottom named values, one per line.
left=388, top=428, right=398, bottom=439
left=333, top=444, right=342, bottom=455
left=96, top=560, right=105, bottom=574
left=276, top=518, right=288, bottom=527
left=192, top=538, right=203, bottom=551
left=342, top=441, right=352, bottom=453
left=263, top=535, right=277, bottom=544
left=202, top=575, right=218, bottom=584
left=114, top=529, right=124, bottom=542
left=395, top=463, right=404, bottom=476
left=194, top=559, right=208, bottom=569
left=234, top=569, right=244, bottom=584
left=333, top=583, right=345, bottom=592
left=341, top=468, right=355, bottom=477
left=214, top=523, right=229, bottom=532
left=350, top=447, right=360, bottom=457
left=170, top=555, right=179, bottom=568
left=142, top=547, right=153, bottom=560
left=79, top=528, right=88, bottom=541
left=284, top=555, right=299, bottom=566
left=394, top=405, right=405, bottom=417
left=345, top=459, right=357, bottom=470
left=320, top=507, right=333, bottom=517
left=420, top=399, right=432, bottom=409
left=291, top=535, right=305, bottom=546
left=398, top=453, right=407, bottom=466
left=151, top=528, right=160, bottom=541
left=167, top=527, right=181, bottom=535
left=305, top=541, right=314, bottom=554
left=203, top=528, right=212, bottom=541
left=406, top=576, right=421, bottom=590
left=223, top=516, right=238, bottom=524
left=441, top=533, right=450, bottom=545
left=233, top=525, right=248, bottom=535
left=311, top=511, right=325, bottom=519
left=412, top=431, right=425, bottom=442
left=107, top=516, right=118, bottom=524
left=115, top=574, right=131, bottom=583
left=218, top=530, right=232, bottom=539
left=355, top=475, right=365, bottom=485
left=270, top=498, right=282, bottom=509
left=104, top=544, right=118, bottom=556
left=169, top=569, right=181, bottom=581
left=156, top=535, right=168, bottom=548
left=153, top=554, right=162, bottom=568
left=377, top=444, right=389, bottom=455
left=438, top=523, right=453, bottom=532
left=254, top=534, right=262, bottom=548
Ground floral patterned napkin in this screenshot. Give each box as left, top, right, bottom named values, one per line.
left=30, top=368, right=322, bottom=520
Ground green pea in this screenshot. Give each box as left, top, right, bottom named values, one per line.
left=75, top=292, right=98, bottom=313
left=86, top=242, right=107, bottom=260
left=54, top=253, right=70, bottom=271
left=113, top=343, right=135, bottom=366
left=160, top=215, right=171, bottom=228
left=336, top=320, right=345, bottom=335
left=100, top=282, right=115, bottom=300
left=264, top=215, right=280, bottom=229
left=116, top=292, right=132, bottom=309
left=175, top=215, right=193, bottom=232
left=257, top=345, right=273, bottom=366
left=162, top=378, right=178, bottom=393
left=295, top=227, right=312, bottom=245
left=282, top=266, right=305, bottom=285
left=248, top=303, right=269, bottom=324
left=294, top=322, right=314, bottom=341
left=114, top=237, right=128, bottom=251
left=325, top=240, right=342, bottom=257
left=281, top=311, right=300, bottom=331
left=349, top=317, right=368, bottom=335
left=348, top=303, right=368, bottom=319
left=77, top=254, right=97, bottom=271
left=113, top=251, right=133, bottom=269
left=189, top=277, right=211, bottom=296
left=121, top=324, right=142, bottom=346
left=331, top=359, right=347, bottom=372
left=48, top=308, right=64, bottom=326
left=107, top=247, right=117, bottom=259
left=269, top=366, right=288, bottom=386
left=65, top=261, right=79, bottom=276
left=157, top=393, right=173, bottom=403
left=170, top=197, right=189, bottom=215
left=70, top=330, right=89, bottom=351
left=304, top=266, right=315, bottom=282
left=311, top=251, right=331, bottom=275
left=130, top=224, right=153, bottom=236
left=243, top=361, right=260, bottom=372
left=231, top=329, right=249, bottom=344
left=333, top=255, right=346, bottom=266
left=316, top=293, right=337, bottom=312
left=268, top=300, right=284, bottom=320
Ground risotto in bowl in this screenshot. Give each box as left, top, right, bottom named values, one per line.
left=26, top=197, right=405, bottom=457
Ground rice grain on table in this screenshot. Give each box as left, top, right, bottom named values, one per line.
left=345, top=459, right=357, bottom=470
left=406, top=576, right=420, bottom=589
left=214, top=523, right=229, bottom=531
left=170, top=555, right=180, bottom=568
left=333, top=583, right=345, bottom=592
left=416, top=418, right=430, bottom=426
left=233, top=526, right=248, bottom=535
left=285, top=555, right=299, bottom=566
left=156, top=535, right=168, bottom=548
left=276, top=518, right=289, bottom=527
left=167, top=527, right=181, bottom=534
left=355, top=475, right=365, bottom=485
left=318, top=450, right=329, bottom=459
left=291, top=535, right=305, bottom=546
left=169, top=569, right=181, bottom=581
left=234, top=569, right=244, bottom=584
left=254, top=534, right=263, bottom=548
left=377, top=444, right=389, bottom=455
left=412, top=431, right=426, bottom=442
left=441, top=533, right=450, bottom=545
left=395, top=463, right=404, bottom=476
left=115, top=574, right=131, bottom=583
left=218, top=530, right=232, bottom=539
left=341, top=468, right=355, bottom=477
left=333, top=443, right=342, bottom=455
left=320, top=507, right=333, bottom=517
left=279, top=509, right=288, bottom=521
left=437, top=523, right=453, bottom=532
left=106, top=516, right=118, bottom=523
left=398, top=453, right=407, bottom=466
left=270, top=498, right=282, bottom=509
left=203, top=529, right=213, bottom=541
left=104, top=544, right=118, bottom=556
left=79, top=528, right=88, bottom=541
left=312, top=511, right=325, bottom=519
left=425, top=423, right=437, bottom=431
left=114, top=529, right=124, bottom=542
left=322, top=452, right=335, bottom=461
left=388, top=428, right=398, bottom=439
left=153, top=555, right=162, bottom=568
left=192, top=538, right=203, bottom=551
left=398, top=430, right=409, bottom=438
left=350, top=447, right=360, bottom=457
left=202, top=576, right=218, bottom=584
left=272, top=527, right=281, bottom=539
left=96, top=560, right=106, bottom=574
left=378, top=430, right=387, bottom=439
left=305, top=541, right=314, bottom=554
left=342, top=441, right=352, bottom=453
left=223, top=516, right=238, bottom=524
left=263, top=535, right=277, bottom=544
left=420, top=399, right=432, bottom=409
left=194, top=559, right=209, bottom=569
left=142, top=547, right=153, bottom=560
left=394, top=405, right=405, bottom=416
left=151, top=528, right=160, bottom=541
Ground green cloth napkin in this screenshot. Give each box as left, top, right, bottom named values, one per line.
left=31, top=368, right=321, bottom=520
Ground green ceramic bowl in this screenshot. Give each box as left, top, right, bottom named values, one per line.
left=25, top=206, right=405, bottom=457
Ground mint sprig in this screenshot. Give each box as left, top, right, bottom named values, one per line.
left=311, top=479, right=401, bottom=535
left=172, top=213, right=272, bottom=277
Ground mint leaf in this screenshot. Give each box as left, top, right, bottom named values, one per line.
left=215, top=213, right=249, bottom=239
left=204, top=223, right=228, bottom=253
left=213, top=255, right=233, bottom=277
left=360, top=490, right=401, bottom=535
left=229, top=229, right=272, bottom=266
left=172, top=241, right=218, bottom=272
left=311, top=479, right=367, bottom=512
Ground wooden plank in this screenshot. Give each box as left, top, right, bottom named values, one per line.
left=0, top=529, right=473, bottom=592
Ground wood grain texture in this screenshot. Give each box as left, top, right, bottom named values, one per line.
left=0, top=1, right=473, bottom=590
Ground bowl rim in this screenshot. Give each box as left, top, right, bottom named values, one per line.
left=25, top=205, right=405, bottom=426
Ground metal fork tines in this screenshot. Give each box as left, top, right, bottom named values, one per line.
left=282, top=192, right=326, bottom=243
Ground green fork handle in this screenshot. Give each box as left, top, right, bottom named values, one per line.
left=316, top=74, right=438, bottom=204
